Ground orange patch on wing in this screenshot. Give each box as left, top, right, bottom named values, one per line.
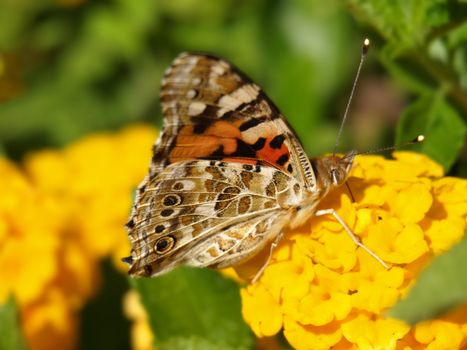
left=171, top=135, right=236, bottom=159
left=256, top=137, right=290, bottom=167
left=170, top=123, right=240, bottom=161
left=169, top=123, right=291, bottom=170
left=206, top=120, right=242, bottom=138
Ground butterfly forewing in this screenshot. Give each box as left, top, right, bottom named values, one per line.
left=151, top=53, right=316, bottom=188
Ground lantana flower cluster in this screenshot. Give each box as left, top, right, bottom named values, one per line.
left=0, top=125, right=156, bottom=350
left=239, top=152, right=467, bottom=350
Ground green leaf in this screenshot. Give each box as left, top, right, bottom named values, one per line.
left=80, top=260, right=131, bottom=350
left=448, top=22, right=467, bottom=91
left=396, top=92, right=466, bottom=171
left=347, top=0, right=452, bottom=51
left=388, top=236, right=467, bottom=324
left=0, top=297, right=27, bottom=350
left=379, top=50, right=434, bottom=96
left=132, top=267, right=253, bottom=350
left=158, top=336, right=241, bottom=350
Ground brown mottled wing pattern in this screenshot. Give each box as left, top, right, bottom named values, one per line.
left=151, top=52, right=316, bottom=189
left=126, top=160, right=303, bottom=277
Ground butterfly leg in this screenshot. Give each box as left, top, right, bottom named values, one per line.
left=251, top=232, right=284, bottom=284
left=315, top=209, right=389, bottom=269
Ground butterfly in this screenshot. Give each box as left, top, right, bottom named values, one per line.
left=123, top=49, right=387, bottom=282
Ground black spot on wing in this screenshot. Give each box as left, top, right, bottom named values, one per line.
left=191, top=105, right=220, bottom=133
left=193, top=121, right=210, bottom=134
left=276, top=153, right=289, bottom=166
left=270, top=135, right=285, bottom=149
left=161, top=209, right=174, bottom=217
left=239, top=117, right=266, bottom=132
left=251, top=137, right=266, bottom=151
left=126, top=219, right=135, bottom=229
left=138, top=185, right=147, bottom=194
left=156, top=238, right=169, bottom=251
left=121, top=256, right=133, bottom=265
left=209, top=145, right=225, bottom=157
left=230, top=139, right=257, bottom=158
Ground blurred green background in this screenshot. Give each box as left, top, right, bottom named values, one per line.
left=1, top=0, right=466, bottom=175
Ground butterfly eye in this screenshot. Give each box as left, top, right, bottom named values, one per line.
left=154, top=236, right=175, bottom=254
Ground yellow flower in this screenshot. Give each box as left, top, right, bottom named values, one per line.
left=1, top=124, right=158, bottom=350
left=283, top=316, right=342, bottom=350
left=238, top=152, right=467, bottom=349
left=414, top=320, right=465, bottom=349
left=21, top=288, right=78, bottom=350
left=25, top=124, right=157, bottom=261
left=0, top=157, right=80, bottom=350
left=241, top=283, right=283, bottom=337
left=0, top=158, right=60, bottom=305
left=342, top=315, right=410, bottom=350
left=123, top=291, right=155, bottom=350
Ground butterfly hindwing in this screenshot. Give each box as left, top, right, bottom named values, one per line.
left=126, top=160, right=302, bottom=277
left=151, top=53, right=316, bottom=189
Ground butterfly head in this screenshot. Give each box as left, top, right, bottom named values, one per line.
left=311, top=150, right=356, bottom=194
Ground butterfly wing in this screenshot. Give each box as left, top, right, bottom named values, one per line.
left=124, top=53, right=317, bottom=277
left=151, top=52, right=316, bottom=189
left=125, top=160, right=303, bottom=277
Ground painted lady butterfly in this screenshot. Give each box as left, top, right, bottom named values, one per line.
left=123, top=41, right=389, bottom=282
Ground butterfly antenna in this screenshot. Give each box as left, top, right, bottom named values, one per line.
left=354, top=135, right=425, bottom=157
left=333, top=38, right=370, bottom=156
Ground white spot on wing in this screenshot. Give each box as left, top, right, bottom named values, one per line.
left=188, top=102, right=206, bottom=116
left=179, top=180, right=196, bottom=191
left=187, top=56, right=199, bottom=66
left=186, top=89, right=197, bottom=99
left=217, top=84, right=260, bottom=117
left=241, top=120, right=276, bottom=144
left=232, top=84, right=260, bottom=102
left=218, top=95, right=239, bottom=110
left=194, top=203, right=216, bottom=216
left=211, top=62, right=229, bottom=76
